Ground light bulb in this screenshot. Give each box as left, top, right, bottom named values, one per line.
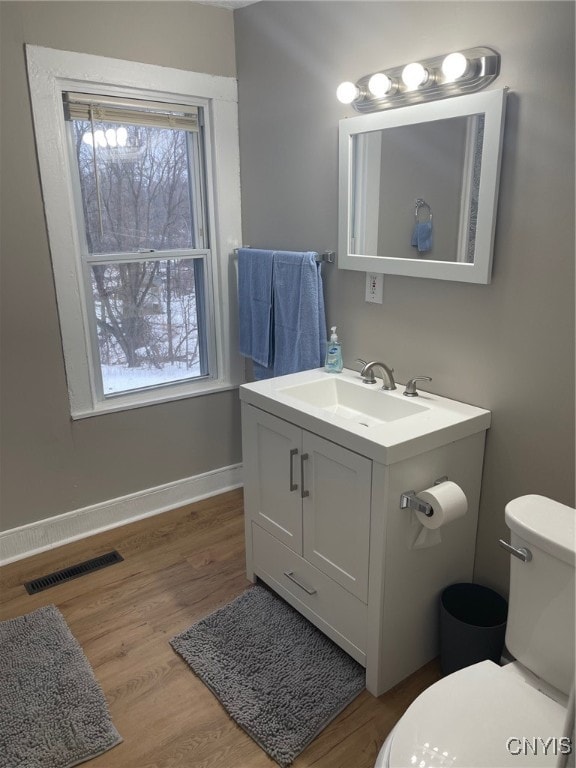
left=401, top=62, right=429, bottom=90
left=368, top=72, right=393, bottom=98
left=116, top=127, right=128, bottom=147
left=105, top=128, right=118, bottom=148
left=336, top=81, right=359, bottom=105
left=93, top=130, right=107, bottom=148
left=441, top=52, right=469, bottom=81
left=82, top=132, right=94, bottom=147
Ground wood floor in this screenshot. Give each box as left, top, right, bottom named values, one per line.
left=0, top=489, right=440, bottom=768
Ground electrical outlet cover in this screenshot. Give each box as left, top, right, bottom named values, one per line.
left=365, top=273, right=383, bottom=303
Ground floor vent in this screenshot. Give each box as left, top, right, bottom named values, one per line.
left=24, top=550, right=124, bottom=594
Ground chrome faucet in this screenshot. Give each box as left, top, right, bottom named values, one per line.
left=356, top=359, right=396, bottom=390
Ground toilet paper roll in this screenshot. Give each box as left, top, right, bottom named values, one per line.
left=415, top=480, right=468, bottom=530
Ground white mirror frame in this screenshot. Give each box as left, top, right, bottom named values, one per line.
left=338, top=88, right=507, bottom=284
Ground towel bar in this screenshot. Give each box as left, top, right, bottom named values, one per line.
left=233, top=247, right=335, bottom=263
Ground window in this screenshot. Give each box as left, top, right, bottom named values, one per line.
left=27, top=47, right=242, bottom=417
left=66, top=95, right=213, bottom=397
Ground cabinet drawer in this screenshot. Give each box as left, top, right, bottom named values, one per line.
left=252, top=523, right=367, bottom=664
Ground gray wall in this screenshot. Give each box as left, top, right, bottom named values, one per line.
left=234, top=1, right=575, bottom=594
left=0, top=2, right=242, bottom=532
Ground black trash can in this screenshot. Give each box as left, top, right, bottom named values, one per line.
left=440, top=583, right=508, bottom=676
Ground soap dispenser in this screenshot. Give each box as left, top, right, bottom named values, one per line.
left=324, top=326, right=343, bottom=373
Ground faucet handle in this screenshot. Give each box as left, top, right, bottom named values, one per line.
left=403, top=376, right=432, bottom=397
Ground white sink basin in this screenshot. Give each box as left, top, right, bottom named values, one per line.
left=278, top=377, right=426, bottom=427
left=240, top=368, right=491, bottom=464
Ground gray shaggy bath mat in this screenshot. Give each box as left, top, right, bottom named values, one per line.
left=170, top=584, right=365, bottom=767
left=0, top=605, right=122, bottom=768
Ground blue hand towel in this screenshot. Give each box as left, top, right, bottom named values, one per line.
left=411, top=221, right=433, bottom=253
left=271, top=251, right=326, bottom=377
left=238, top=248, right=274, bottom=373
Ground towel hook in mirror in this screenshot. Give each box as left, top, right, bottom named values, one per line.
left=415, top=198, right=432, bottom=224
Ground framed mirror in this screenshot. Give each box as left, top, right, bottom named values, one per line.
left=338, top=89, right=507, bottom=283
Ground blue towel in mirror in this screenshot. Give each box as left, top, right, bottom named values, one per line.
left=411, top=221, right=433, bottom=253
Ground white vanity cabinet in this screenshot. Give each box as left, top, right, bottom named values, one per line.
left=242, top=405, right=372, bottom=661
left=240, top=369, right=491, bottom=696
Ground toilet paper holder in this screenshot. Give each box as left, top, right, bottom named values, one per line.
left=400, top=476, right=448, bottom=517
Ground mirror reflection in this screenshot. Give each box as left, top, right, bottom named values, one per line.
left=351, top=114, right=484, bottom=263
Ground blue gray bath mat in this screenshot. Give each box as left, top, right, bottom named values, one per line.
left=170, top=584, right=366, bottom=767
left=0, top=605, right=122, bottom=768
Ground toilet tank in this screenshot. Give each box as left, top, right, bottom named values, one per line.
left=504, top=495, right=575, bottom=696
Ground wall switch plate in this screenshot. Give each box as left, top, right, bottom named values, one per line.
left=365, top=272, right=383, bottom=303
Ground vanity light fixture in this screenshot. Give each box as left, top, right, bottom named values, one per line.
left=337, top=46, right=500, bottom=113
left=82, top=126, right=128, bottom=148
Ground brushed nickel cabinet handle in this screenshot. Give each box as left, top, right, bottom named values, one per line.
left=300, top=453, right=309, bottom=498
left=289, top=448, right=298, bottom=492
left=283, top=571, right=317, bottom=595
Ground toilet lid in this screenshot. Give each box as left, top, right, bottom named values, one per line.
left=389, top=661, right=567, bottom=768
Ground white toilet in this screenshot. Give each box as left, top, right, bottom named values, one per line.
left=375, top=494, right=575, bottom=768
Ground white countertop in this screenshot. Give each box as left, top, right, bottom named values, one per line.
left=240, top=367, right=491, bottom=465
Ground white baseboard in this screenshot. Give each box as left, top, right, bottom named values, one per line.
left=0, top=463, right=243, bottom=566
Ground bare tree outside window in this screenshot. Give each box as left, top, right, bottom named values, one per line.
left=71, top=117, right=208, bottom=395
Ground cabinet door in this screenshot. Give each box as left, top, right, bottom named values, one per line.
left=302, top=432, right=371, bottom=601
left=243, top=406, right=303, bottom=552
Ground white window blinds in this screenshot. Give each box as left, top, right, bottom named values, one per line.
left=63, top=92, right=200, bottom=132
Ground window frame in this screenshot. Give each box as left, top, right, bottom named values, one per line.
left=26, top=45, right=243, bottom=418
left=65, top=106, right=217, bottom=401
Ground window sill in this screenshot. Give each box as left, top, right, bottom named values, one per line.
left=70, top=377, right=241, bottom=420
